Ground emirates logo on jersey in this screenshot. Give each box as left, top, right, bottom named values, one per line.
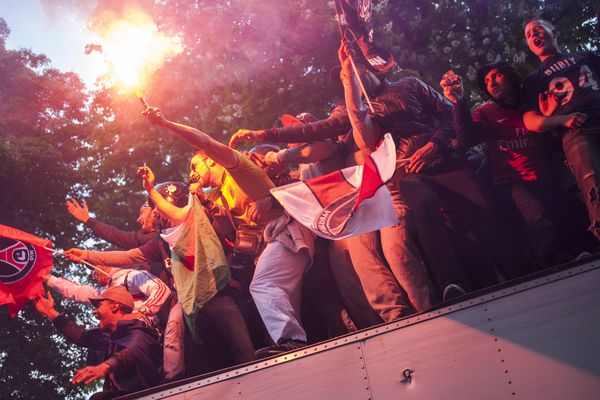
left=0, top=238, right=37, bottom=284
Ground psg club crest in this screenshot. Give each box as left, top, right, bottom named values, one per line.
left=0, top=237, right=37, bottom=284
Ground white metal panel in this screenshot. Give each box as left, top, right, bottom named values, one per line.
left=481, top=266, right=600, bottom=400
left=234, top=344, right=369, bottom=400
left=363, top=263, right=600, bottom=400
left=136, top=339, right=369, bottom=400
left=126, top=259, right=600, bottom=400
left=362, top=306, right=512, bottom=400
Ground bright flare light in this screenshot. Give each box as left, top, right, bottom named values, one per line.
left=91, top=9, right=183, bottom=95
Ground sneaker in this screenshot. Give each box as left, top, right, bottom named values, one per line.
left=255, top=338, right=307, bottom=358
left=575, top=251, right=592, bottom=261
left=443, top=284, right=466, bottom=302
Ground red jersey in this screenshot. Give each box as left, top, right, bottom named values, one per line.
left=472, top=102, right=548, bottom=185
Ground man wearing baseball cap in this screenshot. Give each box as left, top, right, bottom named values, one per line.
left=34, top=286, right=162, bottom=398
left=63, top=182, right=189, bottom=381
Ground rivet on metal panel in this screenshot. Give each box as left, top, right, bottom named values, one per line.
left=401, top=368, right=414, bottom=384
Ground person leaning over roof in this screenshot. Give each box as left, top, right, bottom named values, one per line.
left=46, top=264, right=171, bottom=333
left=63, top=183, right=189, bottom=382
left=63, top=178, right=256, bottom=376
left=33, top=286, right=162, bottom=399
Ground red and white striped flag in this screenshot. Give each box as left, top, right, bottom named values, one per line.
left=271, top=133, right=398, bottom=240
left=0, top=224, right=53, bottom=316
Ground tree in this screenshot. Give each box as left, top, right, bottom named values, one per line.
left=0, top=18, right=98, bottom=400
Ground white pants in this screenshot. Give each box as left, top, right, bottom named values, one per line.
left=250, top=241, right=311, bottom=343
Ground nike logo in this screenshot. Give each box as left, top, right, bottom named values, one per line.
left=497, top=118, right=510, bottom=123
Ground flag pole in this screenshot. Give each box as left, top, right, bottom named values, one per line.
left=333, top=0, right=375, bottom=113
left=42, top=246, right=110, bottom=277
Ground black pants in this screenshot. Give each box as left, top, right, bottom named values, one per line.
left=563, top=121, right=600, bottom=240
left=192, top=288, right=256, bottom=372
left=398, top=168, right=529, bottom=293
left=494, top=180, right=569, bottom=269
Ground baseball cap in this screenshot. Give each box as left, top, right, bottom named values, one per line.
left=281, top=112, right=318, bottom=127
left=89, top=286, right=135, bottom=311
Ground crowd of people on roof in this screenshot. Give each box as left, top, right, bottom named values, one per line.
left=31, top=18, right=600, bottom=399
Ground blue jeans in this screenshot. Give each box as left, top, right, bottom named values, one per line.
left=345, top=185, right=436, bottom=322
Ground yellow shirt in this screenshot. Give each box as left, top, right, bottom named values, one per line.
left=218, top=150, right=282, bottom=227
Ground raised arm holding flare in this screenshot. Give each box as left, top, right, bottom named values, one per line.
left=143, top=107, right=238, bottom=168
left=143, top=104, right=320, bottom=357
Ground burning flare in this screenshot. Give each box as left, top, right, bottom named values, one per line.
left=86, top=5, right=183, bottom=97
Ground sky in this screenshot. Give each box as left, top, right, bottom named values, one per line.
left=1, top=0, right=105, bottom=87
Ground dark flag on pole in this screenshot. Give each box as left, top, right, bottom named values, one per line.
left=0, top=224, right=53, bottom=317
left=334, top=0, right=395, bottom=73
